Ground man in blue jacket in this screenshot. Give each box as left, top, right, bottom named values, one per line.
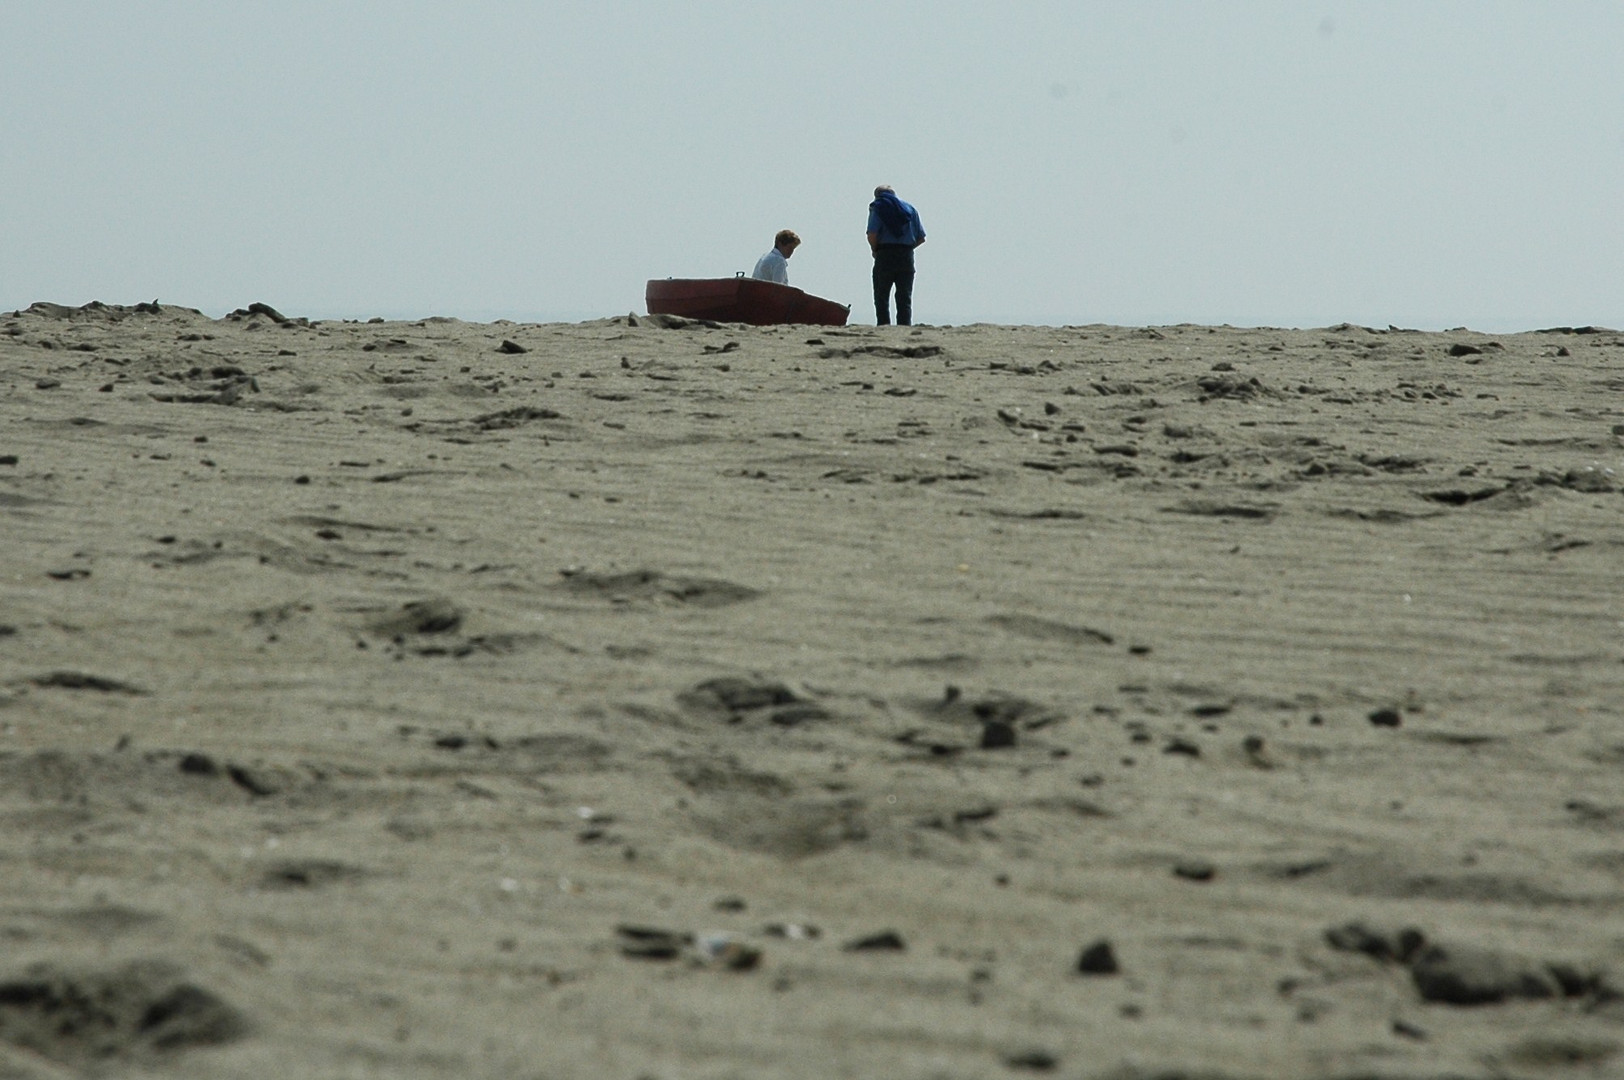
left=866, top=185, right=926, bottom=325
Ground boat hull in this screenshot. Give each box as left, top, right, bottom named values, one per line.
left=645, top=277, right=849, bottom=327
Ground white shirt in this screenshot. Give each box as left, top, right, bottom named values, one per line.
left=751, top=248, right=788, bottom=284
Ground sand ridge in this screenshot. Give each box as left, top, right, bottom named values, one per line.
left=1, top=300, right=1622, bottom=1077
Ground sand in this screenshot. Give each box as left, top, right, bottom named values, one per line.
left=0, top=299, right=1621, bottom=1079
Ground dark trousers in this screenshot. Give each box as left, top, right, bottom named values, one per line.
left=872, top=246, right=915, bottom=325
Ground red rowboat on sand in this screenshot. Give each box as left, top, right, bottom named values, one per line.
left=645, top=275, right=849, bottom=327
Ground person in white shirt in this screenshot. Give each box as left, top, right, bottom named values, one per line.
left=751, top=229, right=801, bottom=285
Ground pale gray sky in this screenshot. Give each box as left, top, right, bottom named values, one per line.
left=4, top=2, right=1621, bottom=329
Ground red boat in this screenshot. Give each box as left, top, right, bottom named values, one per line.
left=646, top=275, right=849, bottom=326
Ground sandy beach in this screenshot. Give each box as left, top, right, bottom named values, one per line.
left=1, top=299, right=1621, bottom=1078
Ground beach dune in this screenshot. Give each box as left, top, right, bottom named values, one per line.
left=1, top=300, right=1621, bottom=1078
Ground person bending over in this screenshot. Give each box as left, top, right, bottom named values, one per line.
left=866, top=186, right=926, bottom=325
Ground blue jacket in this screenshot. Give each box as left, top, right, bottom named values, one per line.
left=867, top=192, right=925, bottom=246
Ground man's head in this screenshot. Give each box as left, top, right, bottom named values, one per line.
left=874, top=185, right=894, bottom=197
left=775, top=229, right=801, bottom=257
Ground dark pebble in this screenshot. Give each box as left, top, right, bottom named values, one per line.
left=178, top=753, right=219, bottom=777
left=1173, top=859, right=1216, bottom=882
left=843, top=930, right=906, bottom=952
left=30, top=671, right=136, bottom=693
left=615, top=925, right=690, bottom=961
left=226, top=764, right=279, bottom=797
left=1076, top=940, right=1119, bottom=975
left=1392, top=1018, right=1428, bottom=1040
left=706, top=939, right=762, bottom=971
left=1368, top=707, right=1402, bottom=728
left=498, top=339, right=529, bottom=354
left=1001, top=1048, right=1059, bottom=1071
left=980, top=718, right=1017, bottom=749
